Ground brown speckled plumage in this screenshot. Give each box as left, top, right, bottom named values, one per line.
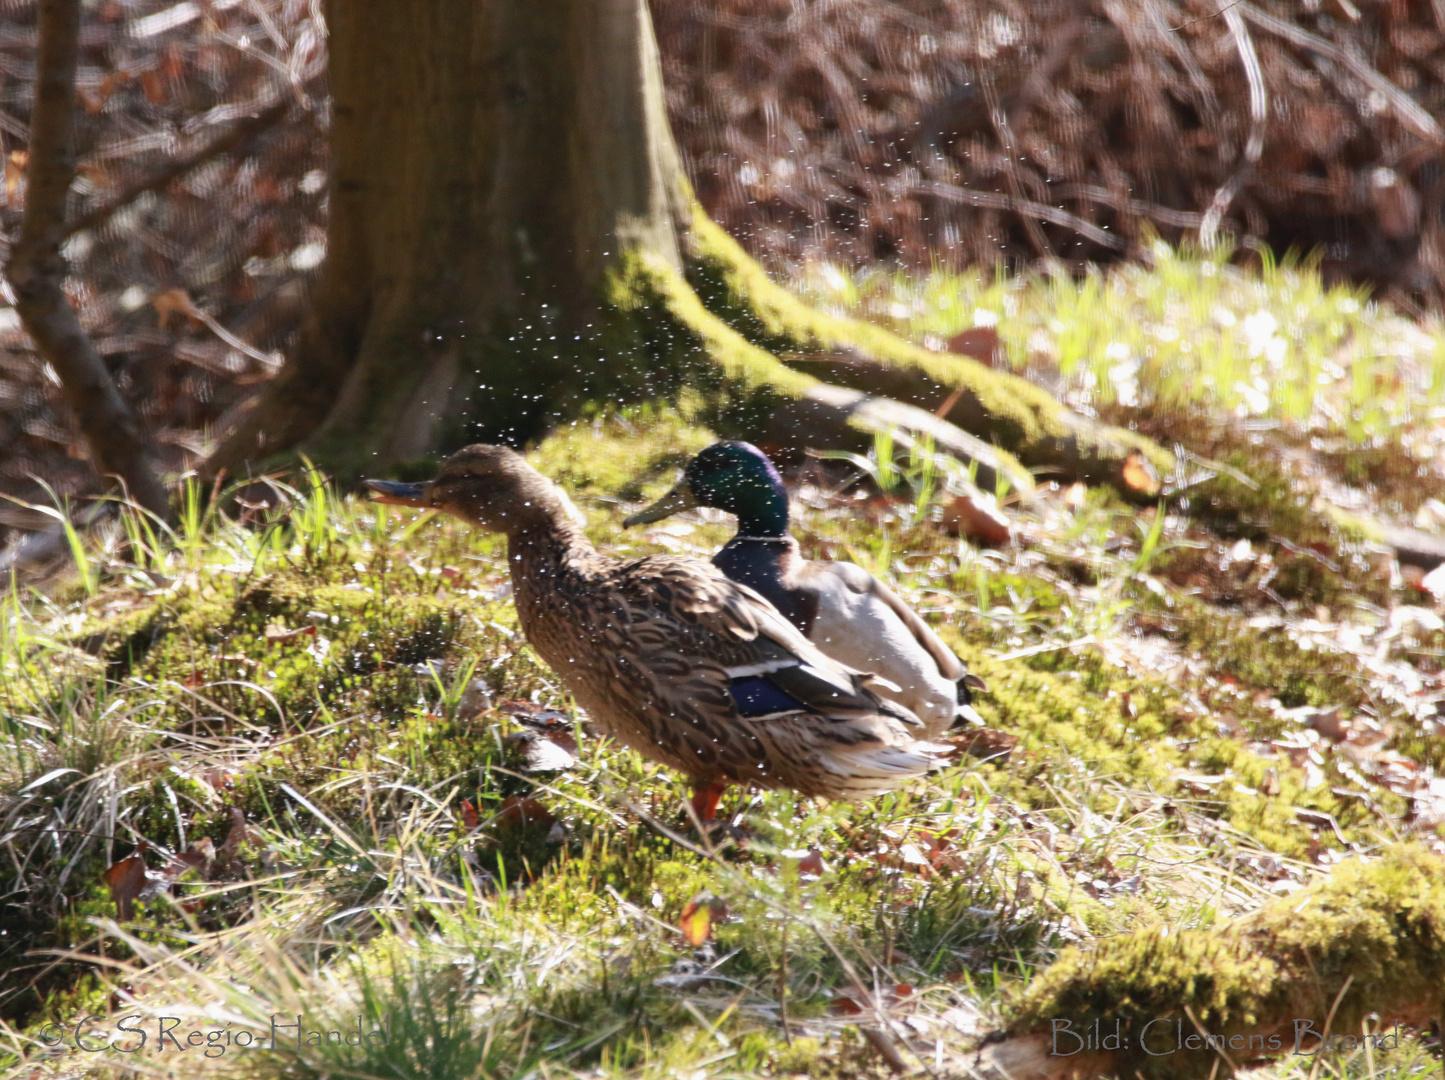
left=367, top=445, right=942, bottom=802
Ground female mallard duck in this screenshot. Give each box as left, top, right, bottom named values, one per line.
left=365, top=445, right=942, bottom=821
left=624, top=441, right=985, bottom=738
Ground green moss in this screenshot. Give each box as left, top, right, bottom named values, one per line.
left=528, top=403, right=715, bottom=502
left=1007, top=844, right=1445, bottom=1080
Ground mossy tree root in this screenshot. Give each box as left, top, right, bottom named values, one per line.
left=970, top=844, right=1445, bottom=1080
left=613, top=252, right=1035, bottom=495
left=683, top=208, right=1175, bottom=495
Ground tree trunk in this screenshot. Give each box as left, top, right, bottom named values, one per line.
left=213, top=0, right=691, bottom=474
left=210, top=0, right=1174, bottom=495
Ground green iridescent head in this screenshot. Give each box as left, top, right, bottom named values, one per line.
left=624, top=441, right=790, bottom=536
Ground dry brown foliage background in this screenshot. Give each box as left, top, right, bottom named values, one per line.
left=657, top=0, right=1445, bottom=286
left=1, top=0, right=1444, bottom=532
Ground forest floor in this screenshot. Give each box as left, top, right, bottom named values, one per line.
left=4, top=248, right=1445, bottom=1079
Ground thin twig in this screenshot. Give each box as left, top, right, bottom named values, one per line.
left=1307, top=974, right=1355, bottom=1080
left=982, top=71, right=1053, bottom=260
left=1053, top=183, right=1205, bottom=230
left=1239, top=2, right=1443, bottom=144
left=1167, top=0, right=1242, bottom=32
left=861, top=1025, right=910, bottom=1074
left=65, top=101, right=289, bottom=238
left=1184, top=1002, right=1239, bottom=1075
left=779, top=916, right=791, bottom=1045
left=1199, top=4, right=1265, bottom=250
left=915, top=181, right=1126, bottom=251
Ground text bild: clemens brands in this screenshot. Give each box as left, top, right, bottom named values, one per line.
left=1051, top=1017, right=1408, bottom=1057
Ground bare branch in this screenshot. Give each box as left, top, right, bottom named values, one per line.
left=6, top=0, right=170, bottom=523
left=1199, top=4, right=1266, bottom=250
left=1239, top=1, right=1443, bottom=144
left=915, top=180, right=1127, bottom=251
left=65, top=101, right=290, bottom=239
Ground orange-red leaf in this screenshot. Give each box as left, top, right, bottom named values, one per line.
left=460, top=798, right=480, bottom=830
left=940, top=491, right=1010, bottom=547
left=1121, top=449, right=1161, bottom=497
left=497, top=795, right=555, bottom=829
left=678, top=901, right=712, bottom=947
left=103, top=855, right=147, bottom=920
left=678, top=894, right=727, bottom=946
left=796, top=850, right=826, bottom=878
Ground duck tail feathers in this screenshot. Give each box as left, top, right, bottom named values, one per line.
left=953, top=702, right=986, bottom=728
left=815, top=739, right=948, bottom=801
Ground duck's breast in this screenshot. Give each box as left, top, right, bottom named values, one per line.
left=713, top=539, right=818, bottom=633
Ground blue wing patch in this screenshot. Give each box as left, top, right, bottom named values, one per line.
left=728, top=677, right=803, bottom=718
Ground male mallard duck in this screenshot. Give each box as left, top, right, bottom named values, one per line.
left=624, top=441, right=986, bottom=738
left=365, top=445, right=942, bottom=820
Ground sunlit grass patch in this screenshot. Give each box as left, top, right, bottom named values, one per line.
left=795, top=242, right=1445, bottom=448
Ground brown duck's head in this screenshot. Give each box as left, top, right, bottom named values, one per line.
left=365, top=444, right=579, bottom=536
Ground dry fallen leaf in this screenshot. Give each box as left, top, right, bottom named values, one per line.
left=501, top=702, right=579, bottom=754
left=830, top=983, right=914, bottom=1016
left=1420, top=562, right=1445, bottom=602
left=80, top=74, right=120, bottom=114
left=151, top=287, right=202, bottom=330
left=1305, top=706, right=1349, bottom=744
left=460, top=798, right=480, bottom=830
left=506, top=730, right=578, bottom=772
left=1121, top=449, right=1161, bottom=497
left=497, top=795, right=555, bottom=829
left=140, top=67, right=167, bottom=105
left=946, top=727, right=1018, bottom=762
left=796, top=850, right=826, bottom=878
left=264, top=624, right=318, bottom=643
left=103, top=854, right=148, bottom=920
left=171, top=838, right=214, bottom=878
left=678, top=894, right=726, bottom=947
left=945, top=326, right=1000, bottom=366
left=211, top=808, right=255, bottom=879
left=940, top=490, right=1010, bottom=546
left=4, top=151, right=26, bottom=200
